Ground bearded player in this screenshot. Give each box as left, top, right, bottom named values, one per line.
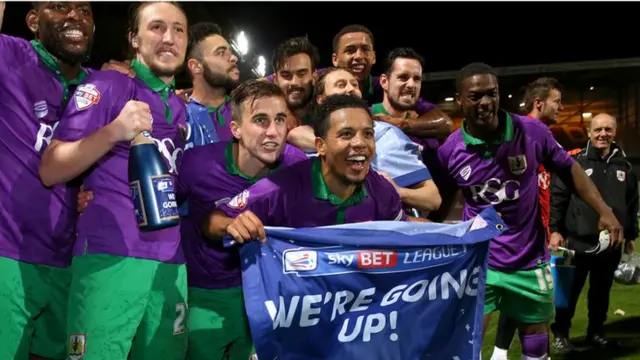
left=184, top=21, right=240, bottom=145
left=0, top=2, right=93, bottom=359
left=178, top=80, right=307, bottom=360
left=436, top=63, right=622, bottom=360
left=491, top=77, right=565, bottom=360
left=40, top=2, right=190, bottom=359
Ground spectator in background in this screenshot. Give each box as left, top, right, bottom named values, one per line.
left=549, top=113, right=639, bottom=353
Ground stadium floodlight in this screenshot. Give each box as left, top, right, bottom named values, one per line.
left=234, top=31, right=249, bottom=56
left=254, top=56, right=266, bottom=77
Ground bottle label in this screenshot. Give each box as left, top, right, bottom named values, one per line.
left=130, top=175, right=179, bottom=227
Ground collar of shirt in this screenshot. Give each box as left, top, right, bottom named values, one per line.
left=310, top=157, right=367, bottom=224
left=224, top=142, right=281, bottom=184
left=131, top=59, right=175, bottom=124
left=370, top=102, right=410, bottom=119
left=461, top=110, right=514, bottom=158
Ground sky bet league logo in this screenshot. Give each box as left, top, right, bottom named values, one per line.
left=283, top=245, right=468, bottom=277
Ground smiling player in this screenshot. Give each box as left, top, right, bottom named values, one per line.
left=178, top=80, right=307, bottom=360
left=39, top=2, right=190, bottom=359
left=0, top=2, right=94, bottom=359
left=204, top=94, right=419, bottom=244
left=437, top=62, right=623, bottom=360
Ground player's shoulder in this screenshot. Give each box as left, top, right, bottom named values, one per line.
left=265, top=157, right=313, bottom=183
left=438, top=129, right=464, bottom=156
left=515, top=112, right=552, bottom=134
left=0, top=35, right=40, bottom=68
left=282, top=144, right=309, bottom=165
left=0, top=34, right=32, bottom=54
left=82, top=69, right=135, bottom=91
left=375, top=120, right=407, bottom=141
left=365, top=168, right=395, bottom=192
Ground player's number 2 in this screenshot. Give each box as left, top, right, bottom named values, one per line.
left=173, top=302, right=187, bottom=335
left=534, top=265, right=554, bottom=292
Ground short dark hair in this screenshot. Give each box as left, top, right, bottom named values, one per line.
left=313, top=94, right=370, bottom=138
left=271, top=36, right=320, bottom=73
left=313, top=67, right=357, bottom=101
left=332, top=24, right=374, bottom=53
left=456, top=62, right=497, bottom=93
left=126, top=2, right=186, bottom=59
left=523, top=77, right=563, bottom=113
left=383, top=47, right=425, bottom=75
left=230, top=80, right=284, bottom=123
left=187, top=22, right=223, bottom=61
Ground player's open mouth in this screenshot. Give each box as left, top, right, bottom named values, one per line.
left=263, top=142, right=279, bottom=151
left=399, top=91, right=414, bottom=101
left=289, top=89, right=304, bottom=98
left=61, top=28, right=85, bottom=42
left=346, top=155, right=367, bottom=171
left=350, top=63, right=366, bottom=74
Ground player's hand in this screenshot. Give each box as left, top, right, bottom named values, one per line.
left=175, top=88, right=192, bottom=103
left=548, top=232, right=564, bottom=251
left=110, top=101, right=153, bottom=142
left=598, top=210, right=623, bottom=247
left=225, top=210, right=266, bottom=244
left=101, top=60, right=135, bottom=78
left=625, top=240, right=635, bottom=254
left=77, top=187, right=93, bottom=214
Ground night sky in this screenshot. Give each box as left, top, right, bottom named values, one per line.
left=3, top=1, right=639, bottom=74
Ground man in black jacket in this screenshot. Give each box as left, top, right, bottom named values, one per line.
left=549, top=113, right=639, bottom=353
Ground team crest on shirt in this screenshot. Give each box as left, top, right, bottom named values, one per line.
left=617, top=170, right=626, bottom=182
left=508, top=155, right=527, bottom=175
left=74, top=83, right=101, bottom=111
left=585, top=168, right=593, bottom=177
left=459, top=165, right=472, bottom=181
left=227, top=189, right=250, bottom=210
left=68, top=333, right=86, bottom=360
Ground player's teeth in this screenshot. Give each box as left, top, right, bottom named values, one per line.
left=347, top=156, right=365, bottom=161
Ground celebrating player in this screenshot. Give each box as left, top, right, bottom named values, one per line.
left=39, top=2, right=189, bottom=359
left=491, top=77, right=565, bottom=360
left=178, top=80, right=306, bottom=359
left=331, top=24, right=452, bottom=139
left=204, top=94, right=420, bottom=244
left=0, top=2, right=93, bottom=359
left=436, top=62, right=623, bottom=360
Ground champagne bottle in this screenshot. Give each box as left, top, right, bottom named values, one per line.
left=129, top=130, right=180, bottom=232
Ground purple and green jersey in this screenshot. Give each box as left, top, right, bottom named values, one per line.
left=53, top=60, right=188, bottom=264
left=0, top=35, right=89, bottom=267
left=220, top=158, right=407, bottom=227
left=436, top=111, right=575, bottom=270
left=178, top=141, right=307, bottom=289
